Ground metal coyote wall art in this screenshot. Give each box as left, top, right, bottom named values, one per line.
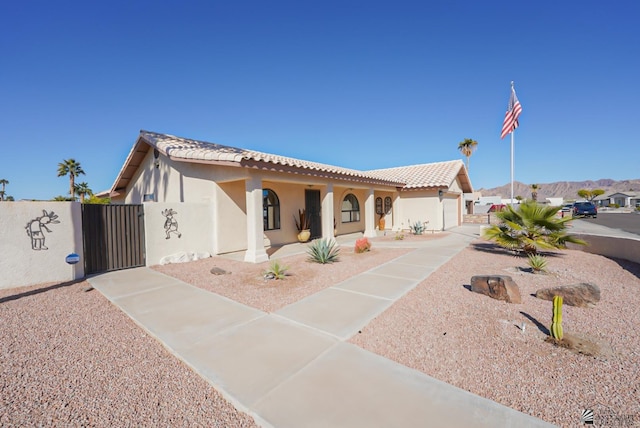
left=161, top=208, right=182, bottom=239
left=26, top=210, right=60, bottom=250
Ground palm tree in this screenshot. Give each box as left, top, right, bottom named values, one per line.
left=457, top=138, right=478, bottom=173
left=74, top=182, right=93, bottom=203
left=57, top=159, right=85, bottom=201
left=530, top=183, right=539, bottom=202
left=0, top=178, right=8, bottom=201
left=482, top=201, right=586, bottom=255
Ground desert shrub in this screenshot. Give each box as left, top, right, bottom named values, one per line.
left=394, top=232, right=405, bottom=240
left=409, top=220, right=428, bottom=235
left=264, top=260, right=289, bottom=279
left=527, top=254, right=548, bottom=273
left=354, top=237, right=371, bottom=253
left=307, top=238, right=340, bottom=264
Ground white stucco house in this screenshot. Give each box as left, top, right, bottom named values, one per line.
left=104, top=130, right=473, bottom=263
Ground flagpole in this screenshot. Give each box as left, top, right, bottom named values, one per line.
left=510, top=80, right=515, bottom=205
left=510, top=129, right=514, bottom=204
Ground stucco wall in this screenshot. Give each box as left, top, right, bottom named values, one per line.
left=263, top=181, right=310, bottom=246
left=121, top=148, right=251, bottom=204
left=144, top=202, right=214, bottom=265
left=213, top=181, right=247, bottom=254
left=569, top=234, right=640, bottom=265
left=397, top=190, right=440, bottom=231
left=0, top=202, right=84, bottom=290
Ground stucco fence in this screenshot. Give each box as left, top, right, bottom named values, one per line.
left=567, top=234, right=640, bottom=266
left=0, top=201, right=216, bottom=290
left=0, top=202, right=85, bottom=290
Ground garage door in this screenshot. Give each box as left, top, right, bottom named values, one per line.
left=443, top=197, right=459, bottom=230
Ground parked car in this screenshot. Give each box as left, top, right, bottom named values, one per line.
left=573, top=201, right=597, bottom=218
left=488, top=204, right=506, bottom=212
left=561, top=204, right=573, bottom=213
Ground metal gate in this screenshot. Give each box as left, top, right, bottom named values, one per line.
left=305, top=189, right=322, bottom=239
left=82, top=204, right=146, bottom=275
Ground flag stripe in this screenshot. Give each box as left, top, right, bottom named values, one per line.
left=500, top=86, right=522, bottom=139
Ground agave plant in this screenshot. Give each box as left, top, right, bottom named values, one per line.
left=408, top=220, right=428, bottom=235
left=307, top=238, right=340, bottom=264
left=527, top=253, right=548, bottom=273
left=482, top=201, right=586, bottom=255
left=264, top=260, right=289, bottom=280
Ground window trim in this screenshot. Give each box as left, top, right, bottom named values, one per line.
left=263, top=188, right=281, bottom=231
left=341, top=193, right=360, bottom=223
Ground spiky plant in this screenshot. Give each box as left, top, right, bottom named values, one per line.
left=264, top=260, right=289, bottom=280
left=482, top=201, right=586, bottom=255
left=307, top=238, right=340, bottom=264
left=527, top=253, right=548, bottom=273
left=409, top=220, right=427, bottom=235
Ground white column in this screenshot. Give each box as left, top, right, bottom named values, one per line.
left=364, top=188, right=376, bottom=238
left=393, top=192, right=401, bottom=231
left=322, top=183, right=335, bottom=239
left=243, top=175, right=269, bottom=263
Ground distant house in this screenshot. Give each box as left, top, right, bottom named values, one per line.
left=603, top=192, right=640, bottom=208
left=104, top=131, right=473, bottom=262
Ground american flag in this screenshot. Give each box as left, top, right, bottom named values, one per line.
left=500, top=84, right=522, bottom=139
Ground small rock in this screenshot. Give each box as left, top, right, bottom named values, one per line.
left=82, top=286, right=94, bottom=292
left=535, top=283, right=601, bottom=308
left=264, top=273, right=275, bottom=280
left=470, top=275, right=522, bottom=303
left=210, top=267, right=229, bottom=275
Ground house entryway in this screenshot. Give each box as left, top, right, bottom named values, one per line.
left=305, top=189, right=321, bottom=239
left=82, top=204, right=146, bottom=275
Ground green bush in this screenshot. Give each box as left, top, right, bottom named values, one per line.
left=307, top=238, right=340, bottom=264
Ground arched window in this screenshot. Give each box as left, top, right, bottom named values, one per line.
left=384, top=196, right=392, bottom=215
left=341, top=193, right=360, bottom=223
left=263, top=189, right=280, bottom=230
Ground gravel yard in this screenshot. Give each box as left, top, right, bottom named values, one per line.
left=0, top=280, right=258, bottom=427
left=350, top=242, right=640, bottom=427
left=3, top=233, right=639, bottom=427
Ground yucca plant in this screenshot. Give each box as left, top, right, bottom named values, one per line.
left=264, top=260, right=289, bottom=280
left=527, top=253, right=548, bottom=273
left=307, top=238, right=340, bottom=264
left=482, top=201, right=586, bottom=255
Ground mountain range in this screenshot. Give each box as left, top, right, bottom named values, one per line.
left=477, top=179, right=640, bottom=201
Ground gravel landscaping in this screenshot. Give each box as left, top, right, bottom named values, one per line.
left=0, top=280, right=258, bottom=427
left=350, top=242, right=640, bottom=427
left=3, top=233, right=639, bottom=427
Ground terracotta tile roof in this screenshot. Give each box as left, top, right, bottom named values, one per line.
left=109, top=130, right=471, bottom=195
left=139, top=130, right=403, bottom=184
left=366, top=160, right=470, bottom=190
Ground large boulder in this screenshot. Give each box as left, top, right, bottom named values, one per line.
left=470, top=275, right=522, bottom=304
left=535, top=283, right=601, bottom=308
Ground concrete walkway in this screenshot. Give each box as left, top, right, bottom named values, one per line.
left=88, top=225, right=554, bottom=428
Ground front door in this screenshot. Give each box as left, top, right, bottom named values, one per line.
left=305, top=189, right=322, bottom=239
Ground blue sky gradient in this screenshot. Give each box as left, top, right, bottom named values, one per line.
left=2, top=0, right=638, bottom=200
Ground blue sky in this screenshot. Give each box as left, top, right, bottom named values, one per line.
left=1, top=0, right=638, bottom=201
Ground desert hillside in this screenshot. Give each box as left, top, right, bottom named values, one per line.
left=477, top=179, right=640, bottom=201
